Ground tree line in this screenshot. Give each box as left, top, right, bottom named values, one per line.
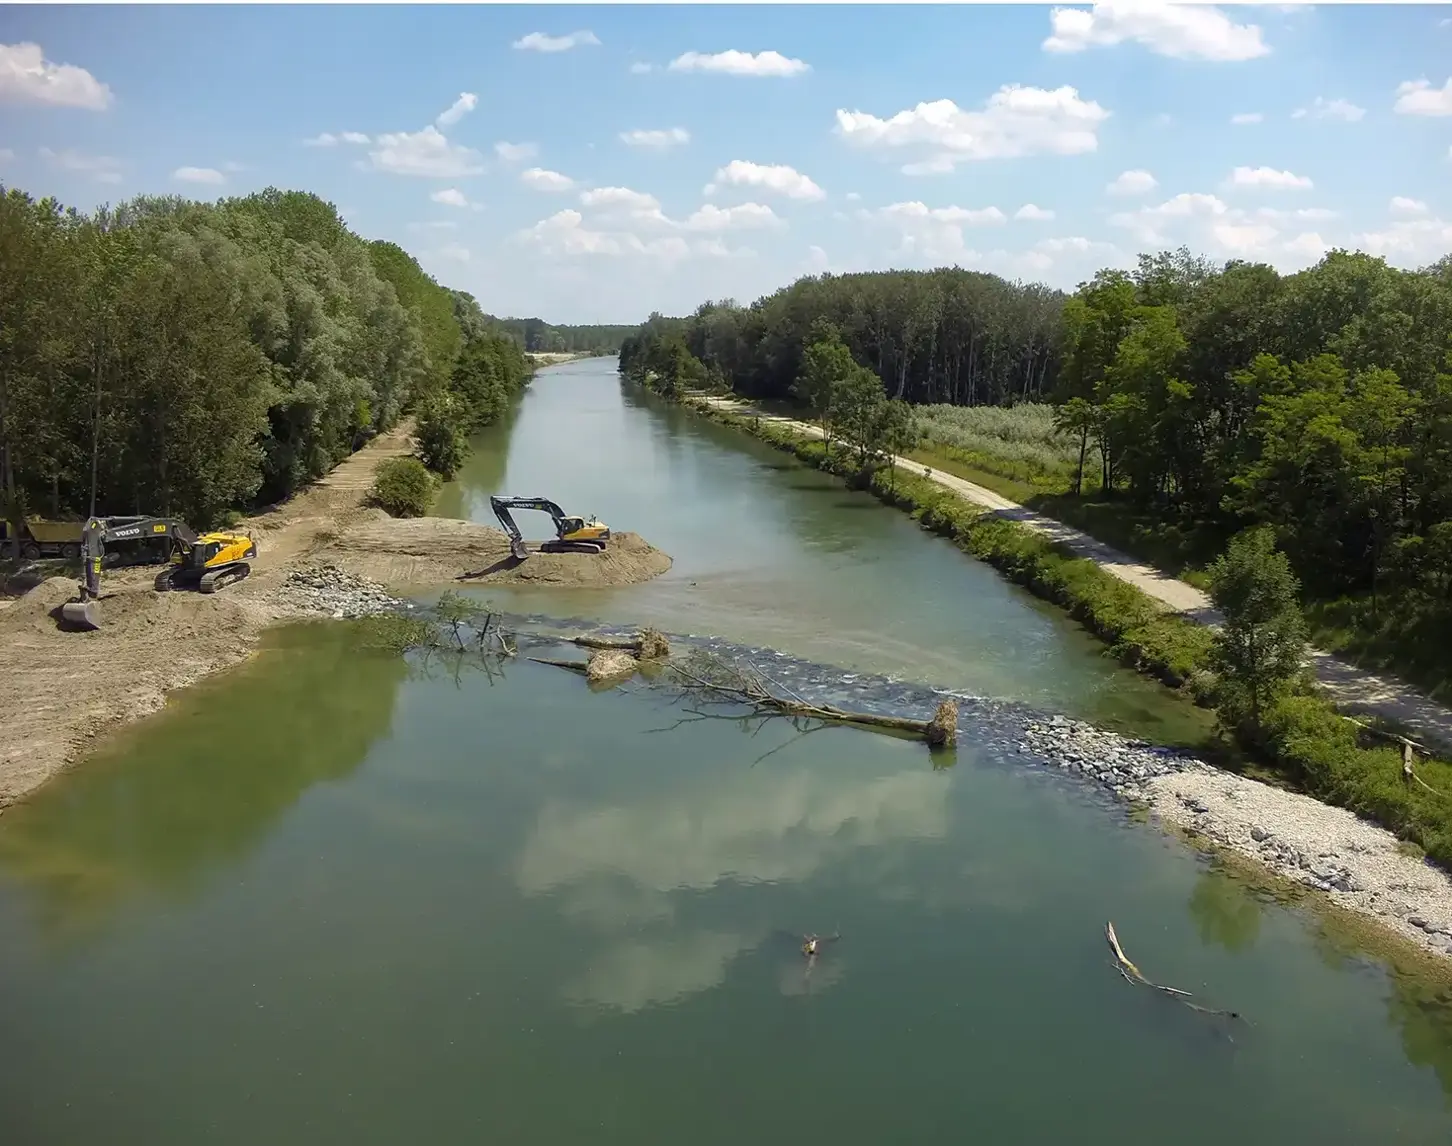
left=484, top=315, right=635, bottom=355
left=619, top=247, right=1452, bottom=610
left=0, top=183, right=530, bottom=542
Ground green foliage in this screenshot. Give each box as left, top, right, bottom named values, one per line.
left=413, top=404, right=470, bottom=479
left=705, top=395, right=1452, bottom=871
left=0, top=181, right=475, bottom=528
left=1206, top=526, right=1309, bottom=734
left=368, top=456, right=436, bottom=518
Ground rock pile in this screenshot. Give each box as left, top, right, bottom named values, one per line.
left=1017, top=714, right=1205, bottom=800
left=273, top=564, right=408, bottom=619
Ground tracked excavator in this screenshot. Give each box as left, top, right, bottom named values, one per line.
left=60, top=515, right=258, bottom=630
left=489, top=496, right=610, bottom=561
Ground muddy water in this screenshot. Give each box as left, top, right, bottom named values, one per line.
left=439, top=357, right=1210, bottom=746
left=2, top=359, right=1452, bottom=1143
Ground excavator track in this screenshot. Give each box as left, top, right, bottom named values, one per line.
left=539, top=540, right=607, bottom=555
left=198, top=561, right=251, bottom=594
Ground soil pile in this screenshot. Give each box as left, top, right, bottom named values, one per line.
left=317, top=517, right=673, bottom=589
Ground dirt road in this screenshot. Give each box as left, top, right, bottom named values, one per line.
left=697, top=395, right=1452, bottom=752
left=0, top=425, right=671, bottom=809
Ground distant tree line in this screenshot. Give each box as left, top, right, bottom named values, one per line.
left=482, top=315, right=636, bottom=356
left=0, top=183, right=530, bottom=542
left=619, top=247, right=1452, bottom=608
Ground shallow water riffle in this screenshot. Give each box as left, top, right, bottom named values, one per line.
left=1, top=620, right=1450, bottom=1145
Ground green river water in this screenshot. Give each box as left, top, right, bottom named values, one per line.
left=2, top=357, right=1451, bottom=1144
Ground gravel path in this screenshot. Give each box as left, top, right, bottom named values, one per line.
left=697, top=394, right=1452, bottom=753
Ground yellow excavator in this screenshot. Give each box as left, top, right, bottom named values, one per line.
left=489, top=496, right=610, bottom=561
left=60, top=515, right=258, bottom=630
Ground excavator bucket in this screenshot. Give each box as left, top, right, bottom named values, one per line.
left=60, top=598, right=99, bottom=631
left=509, top=537, right=529, bottom=561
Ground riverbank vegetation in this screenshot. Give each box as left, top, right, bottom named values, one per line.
left=671, top=386, right=1452, bottom=871
left=486, top=317, right=635, bottom=356
left=0, top=183, right=531, bottom=545
left=617, top=248, right=1452, bottom=705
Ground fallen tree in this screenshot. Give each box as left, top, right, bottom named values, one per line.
left=1105, top=921, right=1243, bottom=1025
left=533, top=638, right=957, bottom=749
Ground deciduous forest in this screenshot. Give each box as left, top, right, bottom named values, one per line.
left=620, top=248, right=1452, bottom=699
left=0, top=183, right=622, bottom=539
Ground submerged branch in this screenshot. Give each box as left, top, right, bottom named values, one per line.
left=1105, top=921, right=1242, bottom=1022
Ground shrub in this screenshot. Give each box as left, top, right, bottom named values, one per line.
left=414, top=410, right=470, bottom=479
left=369, top=457, right=436, bottom=518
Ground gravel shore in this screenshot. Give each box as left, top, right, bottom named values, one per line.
left=1020, top=715, right=1452, bottom=961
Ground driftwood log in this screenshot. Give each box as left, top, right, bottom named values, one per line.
left=1105, top=921, right=1242, bottom=1023
left=568, top=627, right=670, bottom=660
left=532, top=642, right=955, bottom=748
left=666, top=651, right=957, bottom=747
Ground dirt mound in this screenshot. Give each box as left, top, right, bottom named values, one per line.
left=317, top=516, right=673, bottom=589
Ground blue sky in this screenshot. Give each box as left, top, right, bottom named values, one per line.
left=1, top=2, right=1449, bottom=323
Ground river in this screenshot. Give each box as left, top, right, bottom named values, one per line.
left=1, top=357, right=1450, bottom=1144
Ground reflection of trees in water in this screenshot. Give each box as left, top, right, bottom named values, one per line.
left=1388, top=975, right=1452, bottom=1100
left=0, top=622, right=407, bottom=945
left=1188, top=864, right=1263, bottom=953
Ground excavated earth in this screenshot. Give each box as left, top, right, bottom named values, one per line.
left=0, top=424, right=672, bottom=809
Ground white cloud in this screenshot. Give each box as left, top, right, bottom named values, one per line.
left=367, top=126, right=484, bottom=177
left=667, top=50, right=810, bottom=77
left=845, top=191, right=861, bottom=202
left=521, top=167, right=575, bottom=192
left=868, top=201, right=1007, bottom=263
left=835, top=84, right=1109, bottom=174
left=1355, top=215, right=1452, bottom=264
left=435, top=242, right=471, bottom=263
left=1227, top=165, right=1313, bottom=190
left=703, top=159, right=825, bottom=201
left=1106, top=168, right=1158, bottom=195
left=518, top=208, right=748, bottom=261
left=435, top=92, right=478, bottom=128
left=0, top=41, right=112, bottom=110
left=1291, top=96, right=1366, bottom=122
left=303, top=131, right=369, bottom=147
left=1394, top=78, right=1452, bottom=116
left=1211, top=221, right=1279, bottom=255
left=1014, top=203, right=1055, bottom=221
left=1230, top=112, right=1263, bottom=125
left=1110, top=191, right=1229, bottom=244
left=682, top=202, right=783, bottom=231
left=620, top=127, right=691, bottom=149
left=1042, top=2, right=1270, bottom=61
left=172, top=166, right=224, bottom=185
left=430, top=187, right=482, bottom=210
left=1254, top=205, right=1338, bottom=222
left=629, top=62, right=654, bottom=75
left=1390, top=196, right=1430, bottom=216
left=579, top=186, right=661, bottom=213
left=562, top=931, right=757, bottom=1014
left=1283, top=231, right=1329, bottom=260
left=513, top=31, right=601, bottom=53
left=494, top=140, right=538, bottom=163
left=38, top=146, right=122, bottom=184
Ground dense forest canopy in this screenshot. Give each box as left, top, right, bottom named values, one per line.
left=0, top=183, right=530, bottom=532
left=620, top=247, right=1452, bottom=606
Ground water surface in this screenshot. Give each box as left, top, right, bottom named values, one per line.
left=1, top=628, right=1450, bottom=1144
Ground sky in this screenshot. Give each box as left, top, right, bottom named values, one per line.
left=0, top=2, right=1449, bottom=324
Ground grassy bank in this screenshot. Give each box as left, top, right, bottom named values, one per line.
left=685, top=394, right=1452, bottom=870
left=908, top=404, right=1451, bottom=699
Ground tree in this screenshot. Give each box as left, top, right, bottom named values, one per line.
left=793, top=323, right=855, bottom=449
left=1053, top=397, right=1096, bottom=496
left=1206, top=525, right=1308, bottom=735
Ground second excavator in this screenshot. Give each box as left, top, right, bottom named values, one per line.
left=489, top=496, right=610, bottom=561
left=60, top=515, right=258, bottom=630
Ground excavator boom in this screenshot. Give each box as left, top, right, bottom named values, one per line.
left=489, top=495, right=610, bottom=560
